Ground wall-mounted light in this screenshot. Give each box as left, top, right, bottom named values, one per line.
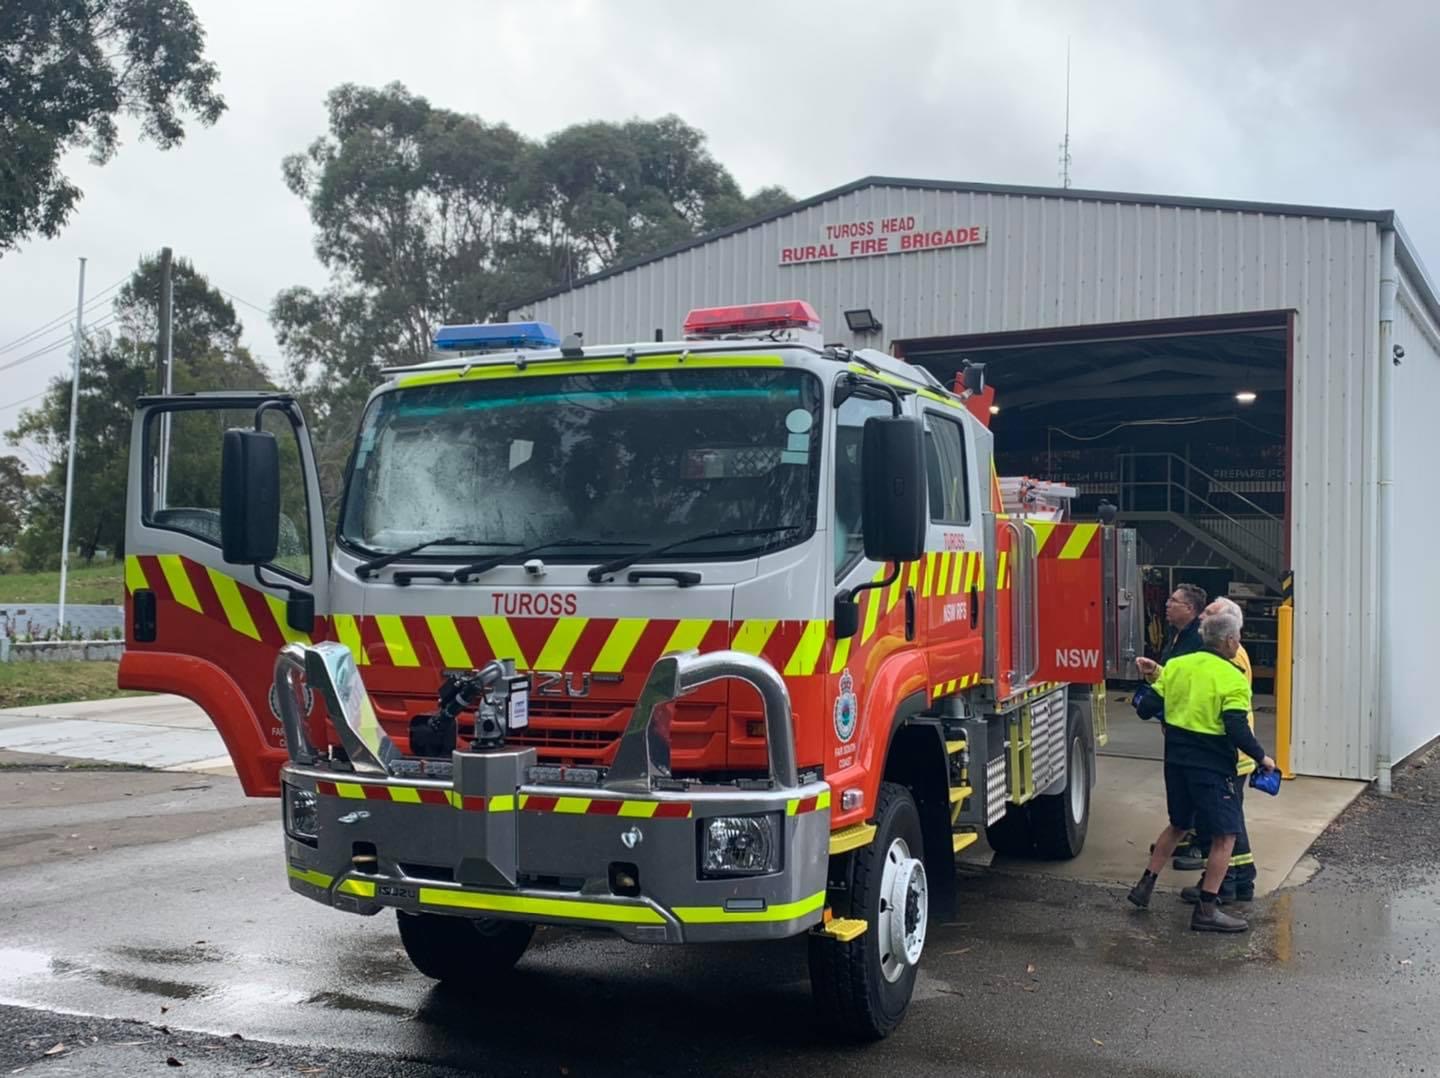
left=843, top=308, right=883, bottom=334
left=1235, top=390, right=1257, bottom=405
left=989, top=404, right=1001, bottom=415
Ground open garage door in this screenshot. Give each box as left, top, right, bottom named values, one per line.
left=896, top=312, right=1290, bottom=762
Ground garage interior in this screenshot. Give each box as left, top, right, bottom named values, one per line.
left=897, top=312, right=1290, bottom=761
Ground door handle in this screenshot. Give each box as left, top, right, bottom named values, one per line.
left=970, top=583, right=979, bottom=629
left=905, top=588, right=916, bottom=641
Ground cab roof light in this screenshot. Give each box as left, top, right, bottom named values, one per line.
left=682, top=300, right=821, bottom=339
left=433, top=321, right=561, bottom=352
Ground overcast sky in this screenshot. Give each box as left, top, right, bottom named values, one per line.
left=3, top=0, right=1437, bottom=451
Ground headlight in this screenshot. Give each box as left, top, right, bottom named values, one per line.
left=700, top=814, right=780, bottom=877
left=284, top=784, right=318, bottom=843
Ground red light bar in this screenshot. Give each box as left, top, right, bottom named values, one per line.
left=683, top=300, right=821, bottom=337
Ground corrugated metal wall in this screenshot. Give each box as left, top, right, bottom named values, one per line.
left=1387, top=269, right=1440, bottom=765
left=516, top=185, right=1384, bottom=778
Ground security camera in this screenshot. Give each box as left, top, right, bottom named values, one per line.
left=1393, top=344, right=1405, bottom=364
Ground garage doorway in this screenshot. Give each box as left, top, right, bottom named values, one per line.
left=896, top=312, right=1291, bottom=762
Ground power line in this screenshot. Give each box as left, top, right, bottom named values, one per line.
left=215, top=287, right=271, bottom=318
left=0, top=313, right=119, bottom=374
left=0, top=387, right=51, bottom=413
left=0, top=274, right=127, bottom=355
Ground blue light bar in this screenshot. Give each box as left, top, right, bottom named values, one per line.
left=433, top=321, right=561, bottom=352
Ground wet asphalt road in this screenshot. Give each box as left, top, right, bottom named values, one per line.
left=1, top=755, right=1438, bottom=1077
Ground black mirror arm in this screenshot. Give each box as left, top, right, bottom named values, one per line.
left=839, top=560, right=901, bottom=608
left=253, top=398, right=297, bottom=431
left=835, top=372, right=906, bottom=417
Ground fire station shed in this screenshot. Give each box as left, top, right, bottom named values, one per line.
left=508, top=177, right=1440, bottom=784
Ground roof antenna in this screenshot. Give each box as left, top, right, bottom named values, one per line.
left=1058, top=38, right=1073, bottom=189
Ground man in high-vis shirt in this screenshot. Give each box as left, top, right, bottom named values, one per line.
left=1126, top=610, right=1277, bottom=932
left=1181, top=597, right=1259, bottom=904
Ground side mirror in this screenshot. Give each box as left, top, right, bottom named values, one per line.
left=861, top=415, right=927, bottom=563
left=961, top=362, right=986, bottom=394
left=221, top=428, right=281, bottom=564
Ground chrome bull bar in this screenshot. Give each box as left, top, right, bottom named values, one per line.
left=274, top=643, right=800, bottom=791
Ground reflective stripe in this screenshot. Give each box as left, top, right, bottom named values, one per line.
left=1059, top=523, right=1097, bottom=560
left=830, top=633, right=853, bottom=675
left=124, top=554, right=149, bottom=595
left=997, top=551, right=1008, bottom=591
left=949, top=551, right=965, bottom=593
left=594, top=618, right=647, bottom=672
left=478, top=616, right=527, bottom=669
left=419, top=886, right=666, bottom=925
left=673, top=890, right=826, bottom=925
left=922, top=553, right=938, bottom=598
left=488, top=793, right=516, bottom=813
left=886, top=565, right=905, bottom=613
left=334, top=782, right=366, bottom=800
left=663, top=618, right=711, bottom=655
left=332, top=614, right=368, bottom=665
left=264, top=592, right=312, bottom=646
left=1229, top=852, right=1255, bottom=867
left=338, top=878, right=377, bottom=897
left=963, top=552, right=978, bottom=593
left=732, top=619, right=778, bottom=656
left=374, top=614, right=419, bottom=667
left=1030, top=521, right=1057, bottom=555
left=288, top=865, right=332, bottom=888
left=207, top=568, right=260, bottom=641
left=426, top=615, right=471, bottom=668
left=157, top=554, right=202, bottom=613
left=388, top=786, right=422, bottom=804
left=936, top=552, right=953, bottom=596
left=535, top=617, right=589, bottom=670
left=859, top=585, right=883, bottom=644
left=553, top=796, right=592, bottom=814
left=396, top=353, right=785, bottom=389
left=784, top=620, right=828, bottom=676
left=617, top=800, right=661, bottom=818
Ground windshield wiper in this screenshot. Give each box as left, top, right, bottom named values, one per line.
left=453, top=538, right=643, bottom=583
left=587, top=526, right=807, bottom=583
left=354, top=537, right=506, bottom=580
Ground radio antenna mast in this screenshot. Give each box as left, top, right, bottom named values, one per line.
left=1059, top=39, right=1073, bottom=188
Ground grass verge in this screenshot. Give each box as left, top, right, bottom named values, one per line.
left=0, top=661, right=144, bottom=709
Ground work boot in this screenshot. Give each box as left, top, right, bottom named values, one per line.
left=1191, top=900, right=1249, bottom=933
left=1127, top=870, right=1158, bottom=909
left=1180, top=883, right=1238, bottom=905
left=1173, top=849, right=1206, bottom=872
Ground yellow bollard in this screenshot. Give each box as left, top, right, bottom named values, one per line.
left=1276, top=602, right=1293, bottom=777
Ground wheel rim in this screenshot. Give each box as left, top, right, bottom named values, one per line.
left=1069, top=735, right=1088, bottom=824
left=877, top=836, right=928, bottom=983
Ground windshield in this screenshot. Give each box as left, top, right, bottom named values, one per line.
left=339, top=365, right=824, bottom=562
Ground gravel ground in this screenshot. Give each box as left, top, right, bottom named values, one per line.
left=1310, top=742, right=1440, bottom=875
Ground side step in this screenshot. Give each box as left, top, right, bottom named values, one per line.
left=952, top=830, right=979, bottom=854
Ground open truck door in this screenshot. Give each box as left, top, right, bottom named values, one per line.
left=120, top=393, right=329, bottom=795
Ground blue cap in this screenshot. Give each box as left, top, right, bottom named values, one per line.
left=433, top=321, right=561, bottom=352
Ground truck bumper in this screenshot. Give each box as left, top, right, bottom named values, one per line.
left=281, top=761, right=831, bottom=943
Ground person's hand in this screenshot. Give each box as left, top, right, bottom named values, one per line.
left=1135, top=657, right=1159, bottom=682
left=1261, top=756, right=1277, bottom=773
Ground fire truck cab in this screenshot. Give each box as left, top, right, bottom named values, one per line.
left=121, top=300, right=1133, bottom=1039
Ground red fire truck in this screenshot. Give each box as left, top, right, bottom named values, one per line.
left=121, top=300, right=1136, bottom=1039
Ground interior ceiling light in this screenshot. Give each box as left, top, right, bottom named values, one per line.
left=1235, top=390, right=1258, bottom=404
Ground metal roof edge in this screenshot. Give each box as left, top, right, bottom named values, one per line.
left=1389, top=213, right=1440, bottom=330
left=507, top=175, right=1411, bottom=313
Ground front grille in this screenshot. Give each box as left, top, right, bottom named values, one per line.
left=508, top=727, right=621, bottom=754
left=527, top=698, right=624, bottom=722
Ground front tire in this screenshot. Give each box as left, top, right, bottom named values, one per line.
left=397, top=911, right=533, bottom=983
left=809, top=782, right=927, bottom=1041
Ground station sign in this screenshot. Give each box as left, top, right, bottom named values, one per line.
left=779, top=216, right=987, bottom=266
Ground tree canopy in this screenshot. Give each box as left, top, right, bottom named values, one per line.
left=0, top=0, right=225, bottom=253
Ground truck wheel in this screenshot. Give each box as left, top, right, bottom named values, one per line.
left=1029, top=707, right=1093, bottom=860
left=808, top=782, right=927, bottom=1041
left=397, top=911, right=533, bottom=983
left=983, top=802, right=1036, bottom=857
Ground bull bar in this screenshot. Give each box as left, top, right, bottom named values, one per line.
left=274, top=643, right=832, bottom=943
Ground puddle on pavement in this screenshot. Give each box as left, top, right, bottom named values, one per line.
left=1252, top=874, right=1440, bottom=967
left=0, top=947, right=51, bottom=982
left=109, top=942, right=228, bottom=966
left=303, top=989, right=413, bottom=1018
left=47, top=956, right=210, bottom=1000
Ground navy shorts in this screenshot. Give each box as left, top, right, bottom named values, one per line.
left=1163, top=763, right=1243, bottom=838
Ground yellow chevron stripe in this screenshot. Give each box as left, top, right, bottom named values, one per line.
left=732, top=619, right=779, bottom=656
left=534, top=617, right=588, bottom=671
left=264, top=592, right=312, bottom=646
left=488, top=794, right=516, bottom=812
left=860, top=584, right=883, bottom=644
left=124, top=554, right=149, bottom=595
left=997, top=551, right=1008, bottom=592
left=426, top=615, right=471, bottom=668
left=886, top=564, right=906, bottom=612
left=936, top=552, right=954, bottom=596
left=337, top=878, right=376, bottom=898
left=617, top=800, right=661, bottom=818
left=908, top=560, right=921, bottom=591
left=375, top=614, right=419, bottom=667
left=933, top=684, right=944, bottom=700
left=963, top=552, right=977, bottom=593
left=1030, top=521, right=1057, bottom=556
left=949, top=551, right=964, bottom=593
left=478, top=616, right=527, bottom=669
left=332, top=614, right=368, bottom=666
left=1059, top=523, right=1098, bottom=560
left=388, top=786, right=422, bottom=804
left=334, top=782, right=366, bottom=800
left=922, top=553, right=938, bottom=598
left=595, top=618, right=648, bottom=672
left=553, top=796, right=592, bottom=814
left=206, top=568, right=260, bottom=641
left=784, top=619, right=828, bottom=676
left=157, top=555, right=201, bottom=613
left=830, top=633, right=853, bottom=674
left=662, top=618, right=711, bottom=654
